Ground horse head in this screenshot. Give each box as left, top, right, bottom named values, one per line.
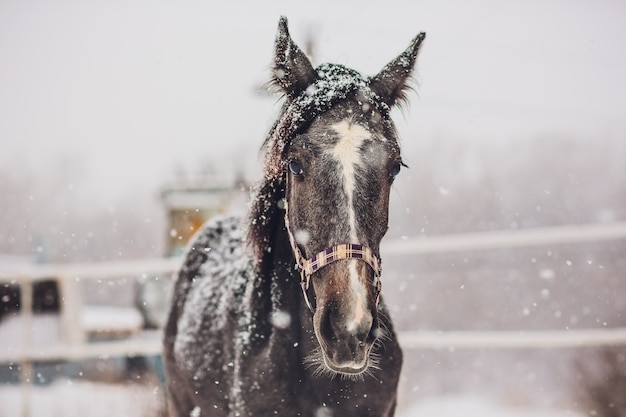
left=254, top=17, right=425, bottom=377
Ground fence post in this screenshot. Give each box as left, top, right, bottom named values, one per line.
left=19, top=276, right=33, bottom=417
left=59, top=275, right=86, bottom=346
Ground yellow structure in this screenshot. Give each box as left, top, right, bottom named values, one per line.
left=160, top=175, right=248, bottom=256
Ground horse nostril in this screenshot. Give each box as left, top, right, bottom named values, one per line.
left=321, top=304, right=354, bottom=342
left=360, top=318, right=375, bottom=344
left=320, top=306, right=336, bottom=342
left=364, top=314, right=379, bottom=343
left=366, top=324, right=377, bottom=344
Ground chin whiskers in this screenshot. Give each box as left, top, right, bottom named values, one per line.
left=304, top=346, right=337, bottom=380
left=341, top=370, right=366, bottom=382
left=366, top=351, right=381, bottom=375
left=303, top=344, right=379, bottom=382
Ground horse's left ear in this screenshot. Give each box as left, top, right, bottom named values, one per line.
left=369, top=32, right=426, bottom=108
left=272, top=16, right=318, bottom=98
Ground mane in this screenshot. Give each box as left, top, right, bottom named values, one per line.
left=246, top=63, right=393, bottom=270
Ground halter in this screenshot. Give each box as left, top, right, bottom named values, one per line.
left=283, top=175, right=382, bottom=313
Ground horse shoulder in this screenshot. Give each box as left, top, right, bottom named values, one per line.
left=165, top=216, right=252, bottom=375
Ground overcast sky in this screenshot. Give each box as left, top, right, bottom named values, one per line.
left=1, top=0, right=625, bottom=205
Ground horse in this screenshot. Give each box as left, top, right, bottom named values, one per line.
left=163, top=17, right=425, bottom=417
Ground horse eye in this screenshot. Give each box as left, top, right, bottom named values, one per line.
left=288, top=160, right=304, bottom=177
left=390, top=162, right=402, bottom=180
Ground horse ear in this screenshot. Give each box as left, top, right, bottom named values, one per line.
left=272, top=16, right=318, bottom=98
left=369, top=32, right=426, bottom=108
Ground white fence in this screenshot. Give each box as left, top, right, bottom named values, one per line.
left=1, top=221, right=625, bottom=417
left=0, top=258, right=179, bottom=364
left=1, top=221, right=626, bottom=366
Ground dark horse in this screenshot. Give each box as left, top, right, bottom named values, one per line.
left=163, top=17, right=425, bottom=417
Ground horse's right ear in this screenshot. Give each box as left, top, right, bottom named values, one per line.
left=272, top=16, right=318, bottom=98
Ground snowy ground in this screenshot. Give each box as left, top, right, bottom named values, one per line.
left=0, top=380, right=585, bottom=417
left=0, top=380, right=165, bottom=417
left=400, top=396, right=585, bottom=417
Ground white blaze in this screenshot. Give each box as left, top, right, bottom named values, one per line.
left=329, top=120, right=370, bottom=242
left=330, top=120, right=371, bottom=333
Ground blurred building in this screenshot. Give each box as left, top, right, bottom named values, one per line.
left=160, top=173, right=249, bottom=257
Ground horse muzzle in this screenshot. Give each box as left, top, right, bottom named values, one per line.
left=313, top=280, right=379, bottom=375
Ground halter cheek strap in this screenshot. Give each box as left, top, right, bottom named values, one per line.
left=283, top=194, right=383, bottom=313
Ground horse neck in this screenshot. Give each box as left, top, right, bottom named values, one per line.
left=265, top=213, right=313, bottom=330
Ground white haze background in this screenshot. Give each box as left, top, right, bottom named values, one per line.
left=1, top=0, right=624, bottom=210
left=1, top=0, right=625, bottom=416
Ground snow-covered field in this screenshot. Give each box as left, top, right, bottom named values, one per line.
left=0, top=380, right=165, bottom=417
left=0, top=381, right=585, bottom=417
left=401, top=396, right=585, bottom=417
